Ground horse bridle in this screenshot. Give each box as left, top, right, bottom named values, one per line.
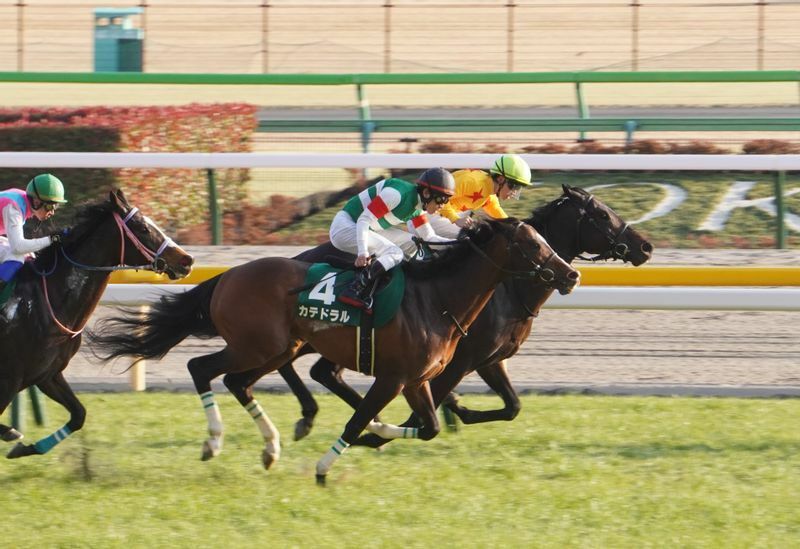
left=567, top=192, right=631, bottom=262
left=36, top=206, right=176, bottom=337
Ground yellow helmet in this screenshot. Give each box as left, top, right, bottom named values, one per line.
left=490, top=154, right=532, bottom=186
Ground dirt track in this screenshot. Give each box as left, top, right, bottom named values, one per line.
left=65, top=246, right=800, bottom=397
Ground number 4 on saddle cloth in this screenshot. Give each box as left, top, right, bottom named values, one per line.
left=296, top=263, right=405, bottom=329
left=296, top=262, right=406, bottom=375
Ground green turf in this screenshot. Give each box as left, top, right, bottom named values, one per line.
left=3, top=393, right=799, bottom=547
left=273, top=173, right=800, bottom=248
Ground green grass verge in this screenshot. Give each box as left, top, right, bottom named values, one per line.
left=3, top=393, right=799, bottom=547
left=272, top=172, right=800, bottom=248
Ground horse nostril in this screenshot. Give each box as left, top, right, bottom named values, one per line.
left=568, top=271, right=580, bottom=280
left=641, top=242, right=654, bottom=254
left=180, top=255, right=194, bottom=267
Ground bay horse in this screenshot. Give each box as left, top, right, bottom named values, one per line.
left=279, top=184, right=653, bottom=446
left=0, top=189, right=193, bottom=458
left=89, top=217, right=579, bottom=484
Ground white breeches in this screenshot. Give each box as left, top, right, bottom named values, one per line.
left=330, top=211, right=404, bottom=270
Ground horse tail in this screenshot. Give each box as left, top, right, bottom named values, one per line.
left=88, top=274, right=222, bottom=361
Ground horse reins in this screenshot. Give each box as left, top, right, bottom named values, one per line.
left=40, top=206, right=175, bottom=337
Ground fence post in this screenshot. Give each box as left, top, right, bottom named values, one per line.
left=10, top=387, right=46, bottom=432
left=356, top=83, right=374, bottom=154
left=774, top=170, right=786, bottom=249
left=206, top=168, right=222, bottom=245
left=127, top=304, right=150, bottom=391
left=575, top=81, right=590, bottom=141
left=383, top=1, right=392, bottom=73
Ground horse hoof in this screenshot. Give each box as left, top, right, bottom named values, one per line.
left=293, top=418, right=312, bottom=441
left=316, top=474, right=326, bottom=486
left=7, top=442, right=34, bottom=459
left=262, top=449, right=279, bottom=470
left=1, top=428, right=23, bottom=442
left=201, top=440, right=219, bottom=461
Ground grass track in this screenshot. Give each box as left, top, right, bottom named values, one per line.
left=2, top=393, right=799, bottom=547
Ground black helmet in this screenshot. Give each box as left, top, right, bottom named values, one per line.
left=416, top=168, right=455, bottom=196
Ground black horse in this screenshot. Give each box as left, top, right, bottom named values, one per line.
left=277, top=184, right=653, bottom=443
left=0, top=189, right=193, bottom=458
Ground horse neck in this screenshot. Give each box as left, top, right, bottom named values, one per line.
left=45, top=218, right=122, bottom=330
left=530, top=209, right=578, bottom=263
left=431, top=235, right=510, bottom=332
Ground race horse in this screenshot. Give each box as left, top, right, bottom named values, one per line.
left=279, top=184, right=653, bottom=446
left=0, top=189, right=193, bottom=458
left=89, top=217, right=580, bottom=484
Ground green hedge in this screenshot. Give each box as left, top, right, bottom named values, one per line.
left=0, top=104, right=258, bottom=232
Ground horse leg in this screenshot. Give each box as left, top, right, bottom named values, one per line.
left=310, top=356, right=386, bottom=428
left=353, top=361, right=467, bottom=448
left=445, top=360, right=522, bottom=424
left=7, top=372, right=85, bottom=459
left=0, top=378, right=24, bottom=443
left=316, top=375, right=404, bottom=485
left=365, top=380, right=441, bottom=442
left=223, top=367, right=283, bottom=469
left=277, top=362, right=319, bottom=441
left=187, top=349, right=234, bottom=461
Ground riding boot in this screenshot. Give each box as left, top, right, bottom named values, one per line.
left=339, top=262, right=386, bottom=310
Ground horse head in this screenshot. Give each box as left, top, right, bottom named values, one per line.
left=56, top=189, right=194, bottom=280
left=475, top=218, right=580, bottom=296
left=528, top=184, right=653, bottom=266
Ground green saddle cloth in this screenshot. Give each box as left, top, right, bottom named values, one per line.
left=297, top=263, right=405, bottom=329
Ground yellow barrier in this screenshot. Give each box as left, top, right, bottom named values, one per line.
left=108, top=265, right=800, bottom=287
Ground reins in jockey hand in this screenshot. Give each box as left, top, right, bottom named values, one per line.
left=36, top=206, right=176, bottom=337
left=414, top=222, right=556, bottom=283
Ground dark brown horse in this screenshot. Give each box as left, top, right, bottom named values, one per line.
left=280, top=185, right=653, bottom=446
left=0, top=189, right=193, bottom=458
left=89, top=218, right=579, bottom=483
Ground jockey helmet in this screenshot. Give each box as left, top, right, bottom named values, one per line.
left=416, top=167, right=455, bottom=196
left=490, top=154, right=532, bottom=186
left=27, top=173, right=68, bottom=203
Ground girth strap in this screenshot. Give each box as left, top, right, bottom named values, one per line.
left=356, top=310, right=375, bottom=376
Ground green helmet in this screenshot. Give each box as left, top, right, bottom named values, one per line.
left=26, top=173, right=67, bottom=203
left=490, top=154, right=532, bottom=186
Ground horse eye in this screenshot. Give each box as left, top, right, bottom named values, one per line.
left=599, top=211, right=610, bottom=220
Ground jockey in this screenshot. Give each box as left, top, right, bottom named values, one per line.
left=433, top=153, right=533, bottom=237
left=331, top=168, right=456, bottom=309
left=381, top=154, right=534, bottom=257
left=0, top=174, right=68, bottom=292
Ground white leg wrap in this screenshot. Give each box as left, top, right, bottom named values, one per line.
left=366, top=420, right=419, bottom=439
left=316, top=437, right=349, bottom=476
left=246, top=399, right=281, bottom=461
left=201, top=391, right=224, bottom=454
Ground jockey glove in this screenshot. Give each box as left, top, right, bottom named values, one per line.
left=50, top=228, right=70, bottom=245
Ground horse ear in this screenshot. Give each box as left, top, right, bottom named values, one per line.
left=109, top=188, right=129, bottom=210
left=562, top=184, right=571, bottom=195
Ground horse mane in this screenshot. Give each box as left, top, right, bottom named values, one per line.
left=28, top=197, right=116, bottom=273
left=524, top=185, right=590, bottom=232
left=403, top=217, right=519, bottom=280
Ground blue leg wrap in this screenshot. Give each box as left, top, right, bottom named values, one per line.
left=33, top=425, right=72, bottom=454
left=0, top=260, right=23, bottom=282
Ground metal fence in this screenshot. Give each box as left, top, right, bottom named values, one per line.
left=1, top=1, right=799, bottom=73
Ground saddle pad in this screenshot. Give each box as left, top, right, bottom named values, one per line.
left=297, top=263, right=405, bottom=329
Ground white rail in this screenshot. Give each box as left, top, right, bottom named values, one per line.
left=1, top=152, right=800, bottom=170
left=101, top=284, right=800, bottom=311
